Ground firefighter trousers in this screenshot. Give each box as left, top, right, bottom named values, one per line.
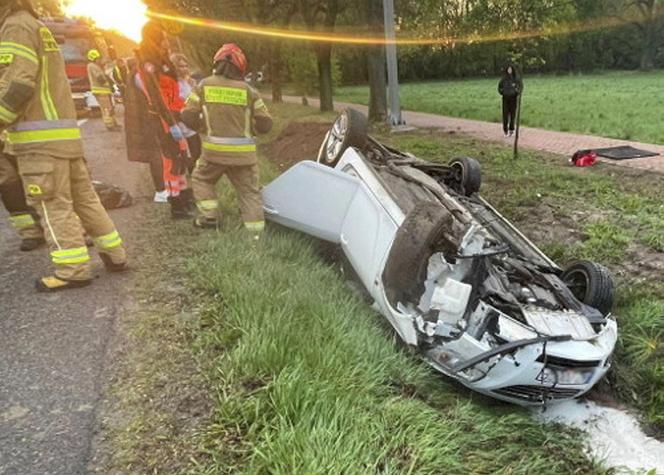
left=17, top=155, right=127, bottom=281
left=96, top=94, right=119, bottom=129
left=191, top=159, right=264, bottom=231
left=0, top=153, right=42, bottom=240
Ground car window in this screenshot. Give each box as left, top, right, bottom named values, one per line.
left=60, top=39, right=92, bottom=62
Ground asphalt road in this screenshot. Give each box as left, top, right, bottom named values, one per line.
left=0, top=115, right=151, bottom=475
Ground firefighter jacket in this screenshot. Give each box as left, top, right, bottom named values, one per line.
left=182, top=75, right=271, bottom=166
left=0, top=10, right=83, bottom=159
left=87, top=61, right=111, bottom=95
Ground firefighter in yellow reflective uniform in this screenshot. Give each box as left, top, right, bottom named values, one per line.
left=0, top=147, right=44, bottom=250
left=0, top=1, right=127, bottom=292
left=181, top=44, right=272, bottom=235
left=87, top=49, right=120, bottom=131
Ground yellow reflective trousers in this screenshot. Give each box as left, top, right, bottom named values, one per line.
left=0, top=152, right=42, bottom=239
left=191, top=159, right=264, bottom=230
left=18, top=155, right=126, bottom=280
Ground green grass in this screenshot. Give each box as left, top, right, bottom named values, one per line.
left=335, top=70, right=664, bottom=144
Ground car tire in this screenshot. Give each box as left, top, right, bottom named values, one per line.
left=449, top=157, right=482, bottom=196
left=561, top=260, right=615, bottom=316
left=318, top=108, right=368, bottom=167
left=383, top=201, right=455, bottom=305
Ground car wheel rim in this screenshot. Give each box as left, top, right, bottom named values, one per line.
left=451, top=162, right=465, bottom=190
left=324, top=113, right=348, bottom=164
left=563, top=269, right=589, bottom=302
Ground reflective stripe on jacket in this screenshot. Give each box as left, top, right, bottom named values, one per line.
left=88, top=62, right=111, bottom=94
left=182, top=75, right=271, bottom=166
left=0, top=11, right=83, bottom=159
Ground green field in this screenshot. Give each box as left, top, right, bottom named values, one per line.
left=103, top=104, right=664, bottom=474
left=335, top=71, right=664, bottom=144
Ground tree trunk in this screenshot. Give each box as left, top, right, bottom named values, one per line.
left=639, top=24, right=657, bottom=70
left=269, top=42, right=283, bottom=103
left=367, top=47, right=387, bottom=122
left=315, top=44, right=334, bottom=112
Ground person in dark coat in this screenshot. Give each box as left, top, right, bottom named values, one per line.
left=498, top=64, right=523, bottom=137
left=123, top=56, right=165, bottom=201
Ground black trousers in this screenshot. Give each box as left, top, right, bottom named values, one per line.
left=502, top=96, right=518, bottom=133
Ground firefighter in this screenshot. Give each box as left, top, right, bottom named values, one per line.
left=181, top=44, right=272, bottom=234
left=0, top=0, right=128, bottom=291
left=87, top=48, right=120, bottom=131
left=0, top=148, right=44, bottom=250
left=108, top=45, right=127, bottom=99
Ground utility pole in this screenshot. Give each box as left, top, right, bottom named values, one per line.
left=383, top=0, right=404, bottom=126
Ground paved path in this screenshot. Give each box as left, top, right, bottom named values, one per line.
left=0, top=116, right=150, bottom=475
left=284, top=96, right=664, bottom=174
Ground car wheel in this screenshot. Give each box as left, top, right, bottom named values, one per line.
left=382, top=201, right=456, bottom=305
left=449, top=157, right=482, bottom=196
left=561, top=261, right=615, bottom=316
left=319, top=108, right=368, bottom=167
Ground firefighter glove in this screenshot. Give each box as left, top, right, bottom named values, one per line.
left=169, top=125, right=184, bottom=141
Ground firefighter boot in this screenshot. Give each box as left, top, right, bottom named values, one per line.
left=99, top=253, right=128, bottom=273
left=194, top=215, right=219, bottom=229
left=36, top=276, right=92, bottom=293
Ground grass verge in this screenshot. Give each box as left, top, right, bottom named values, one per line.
left=335, top=70, right=664, bottom=144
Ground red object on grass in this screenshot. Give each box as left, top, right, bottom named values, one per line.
left=571, top=150, right=597, bottom=167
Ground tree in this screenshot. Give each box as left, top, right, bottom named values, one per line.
left=35, top=0, right=62, bottom=15
left=298, top=0, right=344, bottom=111
left=145, top=0, right=297, bottom=101
left=627, top=0, right=664, bottom=69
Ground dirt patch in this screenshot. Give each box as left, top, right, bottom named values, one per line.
left=263, top=121, right=331, bottom=171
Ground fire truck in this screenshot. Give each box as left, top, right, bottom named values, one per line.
left=42, top=17, right=110, bottom=111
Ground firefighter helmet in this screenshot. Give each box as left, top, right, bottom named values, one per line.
left=87, top=49, right=101, bottom=62
left=213, top=43, right=247, bottom=76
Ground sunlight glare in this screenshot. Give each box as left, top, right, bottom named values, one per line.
left=62, top=0, right=148, bottom=41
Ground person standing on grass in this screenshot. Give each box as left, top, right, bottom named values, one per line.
left=180, top=43, right=272, bottom=236
left=498, top=64, right=523, bottom=137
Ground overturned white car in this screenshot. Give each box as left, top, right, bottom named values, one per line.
left=263, top=109, right=618, bottom=406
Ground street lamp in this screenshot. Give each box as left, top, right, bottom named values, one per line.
left=383, top=0, right=404, bottom=126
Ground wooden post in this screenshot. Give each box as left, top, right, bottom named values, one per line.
left=513, top=92, right=522, bottom=160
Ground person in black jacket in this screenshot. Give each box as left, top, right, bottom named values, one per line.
left=498, top=64, right=523, bottom=137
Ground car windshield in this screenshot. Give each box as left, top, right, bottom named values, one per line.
left=60, top=38, right=91, bottom=62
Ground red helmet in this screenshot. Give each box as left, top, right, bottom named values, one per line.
left=213, top=43, right=247, bottom=76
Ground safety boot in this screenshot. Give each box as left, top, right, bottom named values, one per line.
left=99, top=253, right=128, bottom=273
left=36, top=276, right=92, bottom=293
left=193, top=216, right=219, bottom=229
left=20, top=237, right=46, bottom=252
